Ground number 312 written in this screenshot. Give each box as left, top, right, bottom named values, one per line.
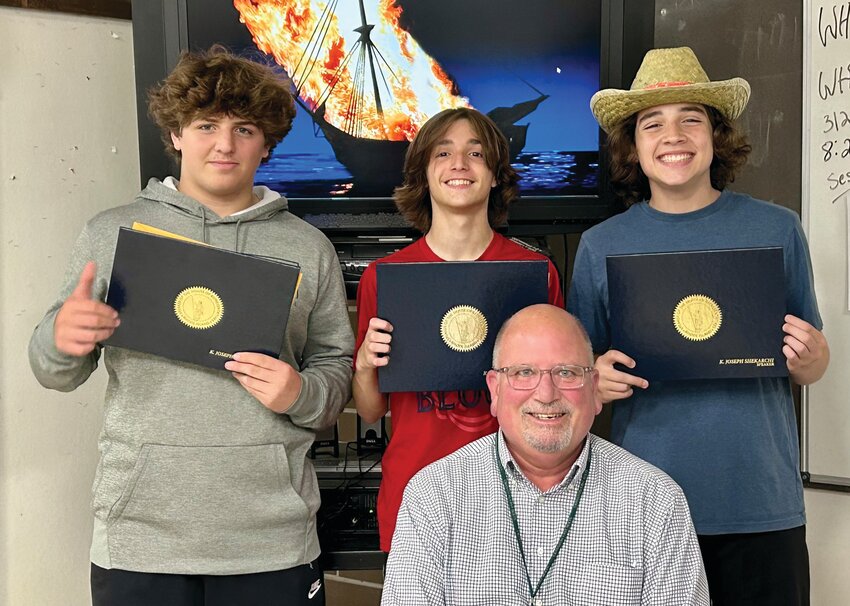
left=823, top=111, right=850, bottom=133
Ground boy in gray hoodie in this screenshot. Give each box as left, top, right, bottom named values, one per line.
left=28, top=46, right=353, bottom=605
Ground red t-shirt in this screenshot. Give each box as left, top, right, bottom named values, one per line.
left=354, top=233, right=564, bottom=551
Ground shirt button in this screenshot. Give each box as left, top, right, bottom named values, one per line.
left=537, top=495, right=545, bottom=503
left=537, top=547, right=545, bottom=557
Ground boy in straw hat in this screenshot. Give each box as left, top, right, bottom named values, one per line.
left=567, top=47, right=829, bottom=605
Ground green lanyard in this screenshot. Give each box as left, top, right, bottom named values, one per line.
left=495, top=438, right=592, bottom=606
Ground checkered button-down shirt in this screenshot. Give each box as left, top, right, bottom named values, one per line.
left=382, top=432, right=709, bottom=605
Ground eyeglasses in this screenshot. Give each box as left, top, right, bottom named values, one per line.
left=486, top=365, right=595, bottom=391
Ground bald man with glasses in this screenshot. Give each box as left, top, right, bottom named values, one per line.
left=381, top=304, right=708, bottom=606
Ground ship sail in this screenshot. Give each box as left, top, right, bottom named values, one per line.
left=235, top=0, right=547, bottom=192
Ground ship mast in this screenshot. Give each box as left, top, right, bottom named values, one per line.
left=291, top=0, right=398, bottom=140
left=349, top=0, right=388, bottom=137
left=357, top=0, right=384, bottom=120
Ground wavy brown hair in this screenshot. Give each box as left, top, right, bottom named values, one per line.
left=147, top=45, right=296, bottom=164
left=607, top=106, right=752, bottom=206
left=393, top=108, right=519, bottom=232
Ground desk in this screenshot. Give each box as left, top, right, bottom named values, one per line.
left=312, top=445, right=387, bottom=570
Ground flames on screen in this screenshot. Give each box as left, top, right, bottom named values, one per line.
left=233, top=0, right=470, bottom=141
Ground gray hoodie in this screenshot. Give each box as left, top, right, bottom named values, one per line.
left=29, top=179, right=354, bottom=575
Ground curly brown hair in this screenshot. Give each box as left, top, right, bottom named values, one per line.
left=393, top=108, right=519, bottom=233
left=607, top=106, right=752, bottom=206
left=147, top=45, right=296, bottom=164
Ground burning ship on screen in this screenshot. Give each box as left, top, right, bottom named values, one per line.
left=233, top=0, right=547, bottom=193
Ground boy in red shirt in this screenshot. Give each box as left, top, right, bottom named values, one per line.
left=353, top=108, right=563, bottom=551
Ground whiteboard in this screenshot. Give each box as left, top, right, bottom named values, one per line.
left=801, top=0, right=850, bottom=487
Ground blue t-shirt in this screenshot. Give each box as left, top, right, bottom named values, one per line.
left=567, top=190, right=822, bottom=534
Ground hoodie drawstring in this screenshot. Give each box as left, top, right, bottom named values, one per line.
left=200, top=212, right=208, bottom=244
left=196, top=212, right=244, bottom=251
left=234, top=219, right=243, bottom=252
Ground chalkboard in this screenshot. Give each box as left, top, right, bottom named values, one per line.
left=801, top=0, right=850, bottom=490
left=654, top=0, right=803, bottom=215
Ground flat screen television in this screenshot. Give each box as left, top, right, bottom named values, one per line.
left=131, top=0, right=654, bottom=233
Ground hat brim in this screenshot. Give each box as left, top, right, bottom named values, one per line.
left=590, top=78, right=751, bottom=133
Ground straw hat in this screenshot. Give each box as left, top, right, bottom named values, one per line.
left=590, top=47, right=750, bottom=133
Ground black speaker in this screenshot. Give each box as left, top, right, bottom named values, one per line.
left=310, top=422, right=339, bottom=458
left=357, top=416, right=386, bottom=454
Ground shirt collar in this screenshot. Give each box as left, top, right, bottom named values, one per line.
left=496, top=430, right=593, bottom=493
left=161, top=177, right=277, bottom=216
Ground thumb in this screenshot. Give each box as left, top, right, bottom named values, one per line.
left=70, top=261, right=97, bottom=300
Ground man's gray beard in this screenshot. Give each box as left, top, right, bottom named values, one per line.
left=521, top=406, right=573, bottom=453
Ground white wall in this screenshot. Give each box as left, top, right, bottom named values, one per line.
left=806, top=489, right=850, bottom=602
left=0, top=8, right=139, bottom=605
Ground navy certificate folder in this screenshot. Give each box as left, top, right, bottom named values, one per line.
left=606, top=247, right=787, bottom=381
left=104, top=227, right=301, bottom=370
left=377, top=260, right=550, bottom=392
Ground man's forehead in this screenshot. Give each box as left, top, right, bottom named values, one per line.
left=497, top=321, right=589, bottom=362
left=498, top=326, right=569, bottom=354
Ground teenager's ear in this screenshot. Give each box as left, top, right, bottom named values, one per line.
left=170, top=131, right=182, bottom=152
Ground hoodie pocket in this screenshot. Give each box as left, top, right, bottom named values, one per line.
left=106, top=443, right=311, bottom=572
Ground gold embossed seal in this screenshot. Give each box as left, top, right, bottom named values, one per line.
left=440, top=305, right=488, bottom=352
left=174, top=286, right=224, bottom=329
left=673, top=294, right=722, bottom=341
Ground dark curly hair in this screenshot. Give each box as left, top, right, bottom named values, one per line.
left=147, top=45, right=296, bottom=164
left=606, top=106, right=752, bottom=206
left=393, top=107, right=519, bottom=233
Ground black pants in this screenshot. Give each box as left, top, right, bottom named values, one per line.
left=91, top=561, right=325, bottom=606
left=698, top=526, right=809, bottom=606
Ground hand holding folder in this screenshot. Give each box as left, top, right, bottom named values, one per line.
left=223, top=350, right=304, bottom=413
left=104, top=224, right=301, bottom=370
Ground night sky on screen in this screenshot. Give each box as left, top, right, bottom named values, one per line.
left=394, top=0, right=600, bottom=152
